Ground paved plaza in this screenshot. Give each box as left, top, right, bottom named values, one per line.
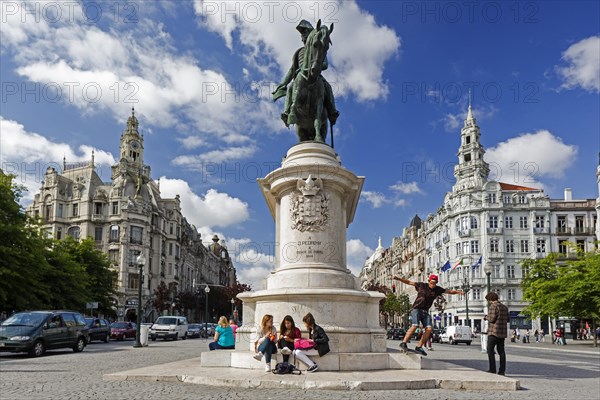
left=1, top=338, right=598, bottom=400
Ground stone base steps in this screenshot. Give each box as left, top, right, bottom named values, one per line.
left=200, top=350, right=421, bottom=371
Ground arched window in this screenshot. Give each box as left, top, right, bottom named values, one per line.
left=67, top=226, right=80, bottom=239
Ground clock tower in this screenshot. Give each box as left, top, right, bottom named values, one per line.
left=119, top=107, right=144, bottom=167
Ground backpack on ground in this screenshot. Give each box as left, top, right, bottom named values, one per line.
left=272, top=362, right=301, bottom=375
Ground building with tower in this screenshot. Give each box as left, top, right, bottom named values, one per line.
left=26, top=109, right=236, bottom=322
left=361, top=103, right=597, bottom=334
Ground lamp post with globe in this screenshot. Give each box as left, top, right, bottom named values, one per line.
left=204, top=284, right=210, bottom=339
left=133, top=253, right=146, bottom=348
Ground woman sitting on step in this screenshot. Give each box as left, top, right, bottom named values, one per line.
left=293, top=313, right=330, bottom=372
left=278, top=315, right=302, bottom=363
left=208, top=316, right=235, bottom=351
left=253, top=314, right=278, bottom=372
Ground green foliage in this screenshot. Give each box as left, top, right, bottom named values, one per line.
left=152, top=281, right=171, bottom=312
left=521, top=250, right=600, bottom=323
left=0, top=171, right=117, bottom=314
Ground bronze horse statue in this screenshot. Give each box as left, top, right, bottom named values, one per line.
left=287, top=20, right=334, bottom=143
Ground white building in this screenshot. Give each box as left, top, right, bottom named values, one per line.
left=26, top=109, right=236, bottom=321
left=361, top=105, right=597, bottom=334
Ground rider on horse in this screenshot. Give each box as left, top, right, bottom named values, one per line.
left=272, top=20, right=339, bottom=129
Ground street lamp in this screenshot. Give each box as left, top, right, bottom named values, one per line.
left=484, top=264, right=492, bottom=294
left=133, top=253, right=146, bottom=348
left=462, top=271, right=471, bottom=327
left=230, top=298, right=235, bottom=320
left=204, top=284, right=210, bottom=339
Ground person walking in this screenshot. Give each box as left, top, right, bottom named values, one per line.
left=393, top=274, right=464, bottom=356
left=485, top=292, right=509, bottom=376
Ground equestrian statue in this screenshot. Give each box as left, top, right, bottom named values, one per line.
left=272, top=20, right=339, bottom=143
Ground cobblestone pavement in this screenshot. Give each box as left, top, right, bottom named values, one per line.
left=1, top=338, right=598, bottom=400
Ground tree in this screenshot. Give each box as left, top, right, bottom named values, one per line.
left=366, top=283, right=391, bottom=326
left=152, top=281, right=171, bottom=314
left=0, top=171, right=51, bottom=312
left=521, top=248, right=600, bottom=347
left=58, top=237, right=117, bottom=316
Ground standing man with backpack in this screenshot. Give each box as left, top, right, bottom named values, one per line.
left=393, top=274, right=464, bottom=355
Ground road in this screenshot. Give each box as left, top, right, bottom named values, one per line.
left=1, top=337, right=598, bottom=400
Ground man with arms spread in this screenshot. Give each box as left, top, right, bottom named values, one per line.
left=393, top=274, right=464, bottom=355
left=485, top=291, right=509, bottom=375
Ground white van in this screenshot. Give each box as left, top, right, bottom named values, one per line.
left=440, top=325, right=472, bottom=345
left=149, top=316, right=188, bottom=341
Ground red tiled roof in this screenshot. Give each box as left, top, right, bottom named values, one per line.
left=499, top=182, right=539, bottom=191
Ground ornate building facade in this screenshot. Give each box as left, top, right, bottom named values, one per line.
left=361, top=105, right=597, bottom=333
left=26, top=109, right=236, bottom=321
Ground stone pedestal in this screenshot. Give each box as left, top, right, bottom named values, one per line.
left=198, top=142, right=411, bottom=370
left=235, top=143, right=387, bottom=361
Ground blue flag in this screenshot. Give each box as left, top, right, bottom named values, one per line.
left=472, top=256, right=483, bottom=270
left=441, top=260, right=451, bottom=272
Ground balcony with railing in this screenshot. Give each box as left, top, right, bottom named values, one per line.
left=555, top=227, right=570, bottom=235
left=533, top=227, right=549, bottom=234
left=458, top=229, right=470, bottom=238
left=92, top=214, right=106, bottom=222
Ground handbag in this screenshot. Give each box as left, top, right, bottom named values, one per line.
left=294, top=338, right=315, bottom=350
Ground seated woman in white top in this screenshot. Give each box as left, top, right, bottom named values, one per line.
left=252, top=314, right=278, bottom=372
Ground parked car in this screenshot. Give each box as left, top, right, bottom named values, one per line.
left=199, top=322, right=216, bottom=338
left=440, top=325, right=472, bottom=345
left=387, top=328, right=406, bottom=340
left=110, top=321, right=136, bottom=340
left=431, top=328, right=442, bottom=343
left=0, top=310, right=89, bottom=357
left=85, top=318, right=110, bottom=343
left=149, top=316, right=188, bottom=341
left=187, top=324, right=203, bottom=338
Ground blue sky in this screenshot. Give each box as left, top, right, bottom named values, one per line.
left=1, top=1, right=599, bottom=288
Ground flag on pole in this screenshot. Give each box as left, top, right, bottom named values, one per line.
left=471, top=256, right=483, bottom=270
left=441, top=260, right=451, bottom=272
left=452, top=258, right=463, bottom=271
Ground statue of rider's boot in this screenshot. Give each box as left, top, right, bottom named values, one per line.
left=287, top=109, right=298, bottom=125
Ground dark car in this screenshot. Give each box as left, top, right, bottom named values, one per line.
left=110, top=321, right=136, bottom=340
left=0, top=311, right=89, bottom=357
left=431, top=328, right=442, bottom=343
left=187, top=324, right=203, bottom=338
left=85, top=318, right=110, bottom=343
left=387, top=328, right=406, bottom=340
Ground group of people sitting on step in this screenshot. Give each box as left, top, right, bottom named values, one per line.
left=207, top=312, right=330, bottom=373
left=253, top=313, right=329, bottom=372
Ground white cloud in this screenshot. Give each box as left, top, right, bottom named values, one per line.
left=390, top=181, right=423, bottom=195
left=0, top=117, right=115, bottom=201
left=158, top=177, right=249, bottom=228
left=360, top=191, right=390, bottom=208
left=346, top=239, right=373, bottom=275
left=172, top=146, right=257, bottom=169
left=1, top=1, right=269, bottom=155
left=484, top=130, right=578, bottom=186
left=194, top=0, right=400, bottom=102
left=557, top=35, right=600, bottom=93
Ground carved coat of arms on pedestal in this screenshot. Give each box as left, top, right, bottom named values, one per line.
left=290, top=175, right=329, bottom=232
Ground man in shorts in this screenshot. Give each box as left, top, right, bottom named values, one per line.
left=393, top=273, right=464, bottom=355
